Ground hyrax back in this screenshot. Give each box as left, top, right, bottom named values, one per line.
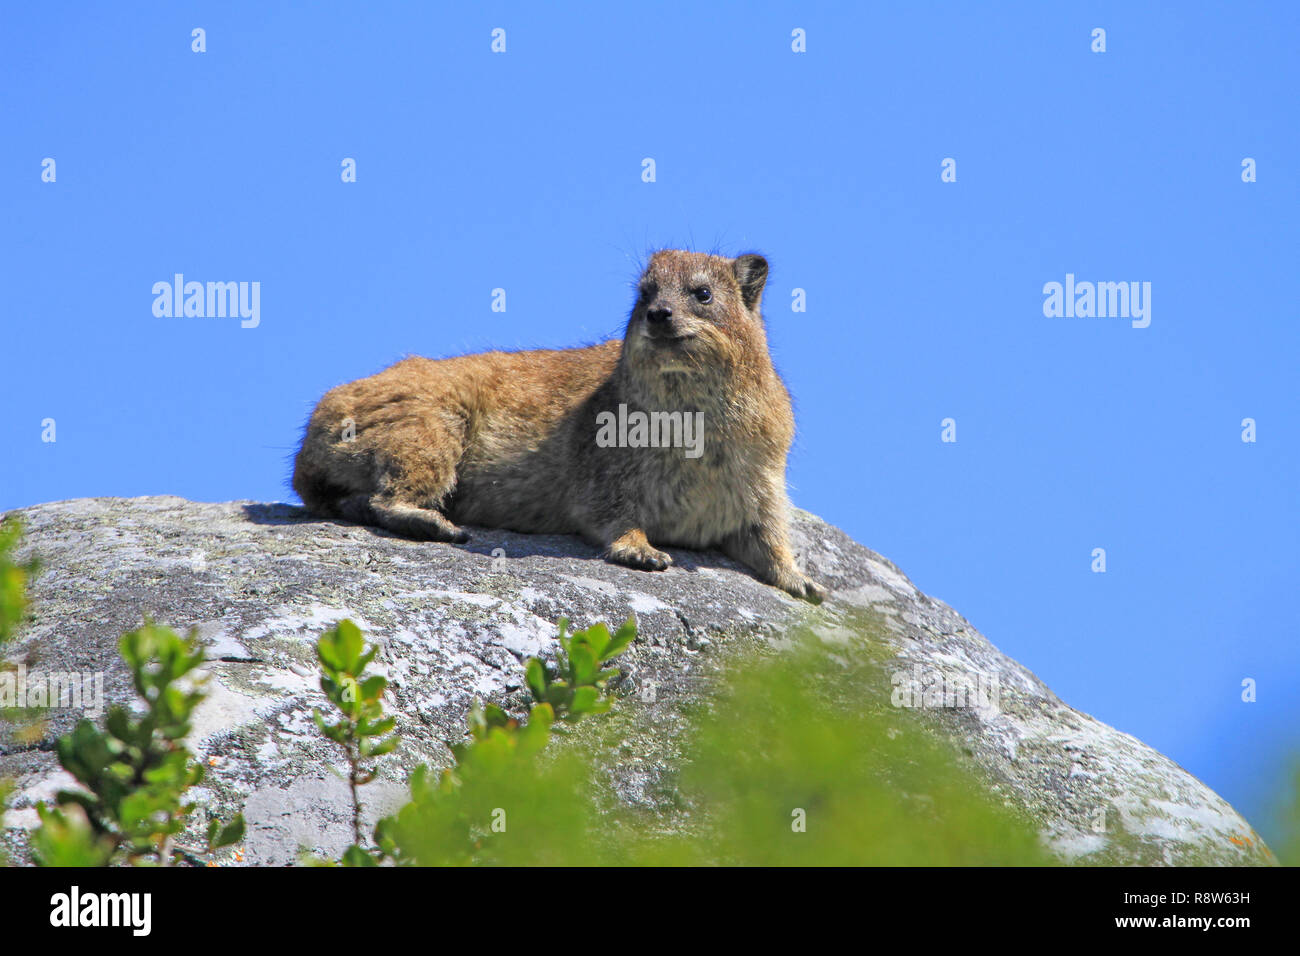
left=293, top=250, right=824, bottom=602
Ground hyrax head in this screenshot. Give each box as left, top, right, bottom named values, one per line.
left=624, top=250, right=769, bottom=372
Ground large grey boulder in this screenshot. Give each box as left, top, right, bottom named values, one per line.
left=0, top=496, right=1275, bottom=865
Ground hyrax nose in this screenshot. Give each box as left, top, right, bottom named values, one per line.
left=647, top=305, right=673, bottom=325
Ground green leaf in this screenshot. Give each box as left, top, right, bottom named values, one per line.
left=528, top=703, right=555, bottom=728
left=602, top=618, right=637, bottom=661
left=579, top=623, right=611, bottom=659
left=568, top=645, right=597, bottom=686
left=359, top=674, right=388, bottom=702
left=104, top=708, right=134, bottom=745
left=318, top=619, right=369, bottom=673
left=208, top=814, right=245, bottom=851
left=334, top=619, right=366, bottom=672
left=342, top=844, right=378, bottom=867
left=467, top=700, right=487, bottom=738
left=358, top=715, right=396, bottom=739
left=524, top=658, right=547, bottom=702
left=31, top=805, right=115, bottom=867
left=482, top=704, right=511, bottom=729
left=516, top=715, right=551, bottom=757
left=362, top=736, right=399, bottom=758
left=570, top=685, right=600, bottom=715
left=545, top=681, right=571, bottom=707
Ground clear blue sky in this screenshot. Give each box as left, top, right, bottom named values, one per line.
left=3, top=2, right=1297, bottom=848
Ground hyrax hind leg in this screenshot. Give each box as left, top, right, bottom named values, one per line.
left=356, top=410, right=472, bottom=542
left=298, top=389, right=473, bottom=543
left=336, top=493, right=469, bottom=544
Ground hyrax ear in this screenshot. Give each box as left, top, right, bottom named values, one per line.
left=732, top=254, right=768, bottom=310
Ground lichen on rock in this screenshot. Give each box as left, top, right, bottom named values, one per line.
left=0, top=495, right=1275, bottom=866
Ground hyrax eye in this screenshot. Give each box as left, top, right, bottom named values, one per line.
left=693, top=287, right=712, bottom=304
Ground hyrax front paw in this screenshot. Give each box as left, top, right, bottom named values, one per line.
left=605, top=529, right=673, bottom=572
left=775, top=569, right=826, bottom=604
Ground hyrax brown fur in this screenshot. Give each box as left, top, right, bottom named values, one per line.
left=293, top=250, right=825, bottom=602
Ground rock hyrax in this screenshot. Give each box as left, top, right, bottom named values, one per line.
left=293, top=250, right=825, bottom=602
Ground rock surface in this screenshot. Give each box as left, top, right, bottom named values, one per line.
left=0, top=496, right=1275, bottom=865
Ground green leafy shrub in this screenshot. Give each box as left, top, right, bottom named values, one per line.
left=311, top=619, right=399, bottom=866
left=0, top=516, right=44, bottom=739
left=353, top=616, right=1056, bottom=866
left=368, top=618, right=635, bottom=866
left=650, top=648, right=1056, bottom=865
left=0, top=516, right=39, bottom=645
left=524, top=617, right=634, bottom=721
left=1271, top=763, right=1300, bottom=866
left=31, top=624, right=244, bottom=866
left=374, top=712, right=599, bottom=866
left=0, top=516, right=41, bottom=863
